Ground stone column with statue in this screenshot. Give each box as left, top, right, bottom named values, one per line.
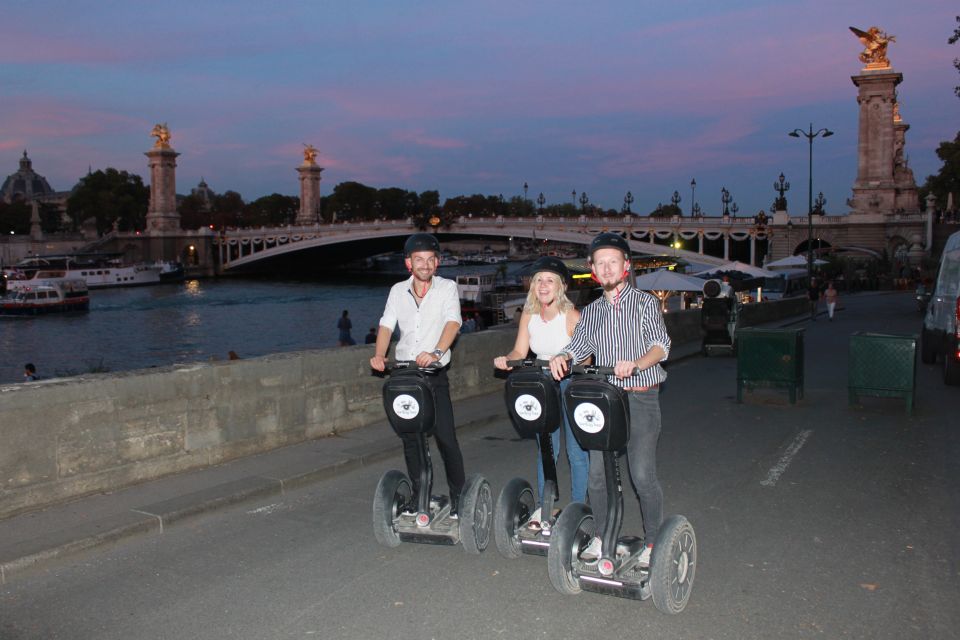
left=296, top=144, right=324, bottom=225
left=847, top=26, right=919, bottom=217
left=145, top=124, right=182, bottom=233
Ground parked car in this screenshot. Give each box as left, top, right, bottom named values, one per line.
left=920, top=230, right=960, bottom=385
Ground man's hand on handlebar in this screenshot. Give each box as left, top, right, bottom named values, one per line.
left=493, top=356, right=512, bottom=371
left=415, top=351, right=440, bottom=368
left=370, top=354, right=387, bottom=372
left=548, top=354, right=569, bottom=381
left=614, top=360, right=641, bottom=379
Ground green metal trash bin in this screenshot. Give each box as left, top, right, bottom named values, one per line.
left=736, top=328, right=805, bottom=404
left=848, top=332, right=917, bottom=414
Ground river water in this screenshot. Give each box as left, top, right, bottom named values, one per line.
left=0, top=264, right=516, bottom=385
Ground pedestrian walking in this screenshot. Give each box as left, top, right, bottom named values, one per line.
left=824, top=281, right=839, bottom=321
left=494, top=256, right=588, bottom=530
left=369, top=233, right=466, bottom=517
left=548, top=232, right=671, bottom=568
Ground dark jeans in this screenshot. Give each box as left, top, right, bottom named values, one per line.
left=399, top=368, right=465, bottom=504
left=587, top=389, right=663, bottom=543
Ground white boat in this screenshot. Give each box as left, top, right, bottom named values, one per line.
left=456, top=273, right=497, bottom=303
left=1, top=279, right=89, bottom=316
left=5, top=254, right=166, bottom=289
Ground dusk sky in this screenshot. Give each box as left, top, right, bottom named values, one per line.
left=2, top=1, right=957, bottom=217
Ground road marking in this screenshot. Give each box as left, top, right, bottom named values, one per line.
left=761, top=429, right=813, bottom=487
left=247, top=503, right=284, bottom=515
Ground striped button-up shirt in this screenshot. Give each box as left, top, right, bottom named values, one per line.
left=562, top=284, right=671, bottom=388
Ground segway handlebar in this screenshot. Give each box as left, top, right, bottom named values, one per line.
left=505, top=358, right=550, bottom=370
left=384, top=359, right=443, bottom=372
left=570, top=364, right=642, bottom=377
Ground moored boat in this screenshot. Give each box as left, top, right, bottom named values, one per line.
left=5, top=254, right=171, bottom=289
left=0, top=279, right=89, bottom=316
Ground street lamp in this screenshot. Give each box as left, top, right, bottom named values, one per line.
left=692, top=203, right=702, bottom=217
left=537, top=192, right=545, bottom=213
left=721, top=187, right=732, bottom=216
left=523, top=182, right=529, bottom=205
left=814, top=192, right=826, bottom=215
left=789, top=123, right=834, bottom=281
left=571, top=190, right=577, bottom=206
left=730, top=202, right=739, bottom=217
left=579, top=191, right=589, bottom=214
left=690, top=179, right=697, bottom=217
left=624, top=191, right=634, bottom=214
left=671, top=190, right=681, bottom=214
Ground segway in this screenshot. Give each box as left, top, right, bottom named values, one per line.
left=493, top=359, right=565, bottom=558
left=372, top=361, right=492, bottom=554
left=547, top=365, right=696, bottom=614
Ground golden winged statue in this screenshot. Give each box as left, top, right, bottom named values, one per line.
left=150, top=123, right=172, bottom=149
left=303, top=143, right=318, bottom=165
left=849, top=26, right=895, bottom=68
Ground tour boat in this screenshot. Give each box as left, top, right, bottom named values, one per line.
left=0, top=279, right=89, bottom=316
left=4, top=254, right=180, bottom=289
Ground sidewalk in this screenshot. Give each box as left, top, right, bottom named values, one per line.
left=0, top=318, right=767, bottom=584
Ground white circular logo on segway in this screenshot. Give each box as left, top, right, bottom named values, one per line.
left=514, top=394, right=542, bottom=421
left=392, top=394, right=420, bottom=420
left=573, top=402, right=605, bottom=433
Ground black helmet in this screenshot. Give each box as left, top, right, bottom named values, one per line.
left=589, top=232, right=630, bottom=260
left=529, top=256, right=570, bottom=283
left=403, top=233, right=441, bottom=257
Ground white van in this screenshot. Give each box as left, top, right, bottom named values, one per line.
left=762, top=269, right=808, bottom=300
left=920, top=230, right=960, bottom=385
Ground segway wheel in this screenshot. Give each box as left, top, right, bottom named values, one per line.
left=493, top=477, right=536, bottom=559
left=459, top=474, right=493, bottom=555
left=650, top=515, right=697, bottom=615
left=547, top=501, right=593, bottom=595
left=372, top=470, right=411, bottom=548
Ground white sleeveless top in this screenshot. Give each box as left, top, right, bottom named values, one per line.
left=527, top=311, right=570, bottom=360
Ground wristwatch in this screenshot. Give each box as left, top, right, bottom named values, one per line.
left=431, top=349, right=445, bottom=359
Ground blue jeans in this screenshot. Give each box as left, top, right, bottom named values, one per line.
left=537, top=378, right=589, bottom=505
left=587, top=388, right=663, bottom=543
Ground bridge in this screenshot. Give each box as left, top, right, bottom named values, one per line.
left=214, top=214, right=784, bottom=270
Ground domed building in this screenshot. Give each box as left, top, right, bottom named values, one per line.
left=1, top=150, right=56, bottom=203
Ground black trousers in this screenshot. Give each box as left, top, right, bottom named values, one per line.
left=399, top=368, right=466, bottom=502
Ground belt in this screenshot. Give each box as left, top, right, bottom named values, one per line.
left=622, top=384, right=659, bottom=392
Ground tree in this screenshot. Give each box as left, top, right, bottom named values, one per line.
left=0, top=200, right=30, bottom=235
left=178, top=194, right=209, bottom=230
left=245, top=193, right=299, bottom=227
left=211, top=190, right=245, bottom=228
left=66, top=168, right=149, bottom=234
left=919, top=132, right=960, bottom=210
left=951, top=16, right=960, bottom=98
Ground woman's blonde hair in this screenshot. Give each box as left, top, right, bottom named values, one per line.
left=523, top=271, right=574, bottom=315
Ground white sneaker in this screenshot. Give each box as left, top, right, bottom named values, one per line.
left=579, top=536, right=602, bottom=563
left=638, top=543, right=653, bottom=568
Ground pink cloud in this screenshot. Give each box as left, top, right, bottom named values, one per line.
left=391, top=129, right=468, bottom=150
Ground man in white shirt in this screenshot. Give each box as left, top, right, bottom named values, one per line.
left=370, top=233, right=466, bottom=516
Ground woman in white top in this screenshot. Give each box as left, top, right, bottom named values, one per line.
left=494, top=257, right=588, bottom=529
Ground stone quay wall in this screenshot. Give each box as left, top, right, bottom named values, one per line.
left=0, top=297, right=805, bottom=519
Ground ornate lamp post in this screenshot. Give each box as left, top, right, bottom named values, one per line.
left=692, top=203, right=702, bottom=217
left=772, top=173, right=790, bottom=211
left=579, top=191, right=589, bottom=215
left=624, top=191, right=634, bottom=214
left=671, top=190, right=681, bottom=215
left=523, top=182, right=529, bottom=205
left=789, top=123, right=834, bottom=281
left=814, top=192, right=826, bottom=215
left=690, top=179, right=697, bottom=217
left=731, top=202, right=739, bottom=217
left=537, top=192, right=545, bottom=213
left=721, top=187, right=732, bottom=216
left=571, top=190, right=577, bottom=206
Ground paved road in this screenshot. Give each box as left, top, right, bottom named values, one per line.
left=1, top=292, right=957, bottom=639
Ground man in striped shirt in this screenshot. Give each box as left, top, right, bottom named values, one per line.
left=548, top=232, right=671, bottom=567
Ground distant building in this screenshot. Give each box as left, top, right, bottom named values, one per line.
left=1, top=151, right=56, bottom=203
left=190, top=177, right=215, bottom=211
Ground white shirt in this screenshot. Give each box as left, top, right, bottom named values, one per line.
left=379, top=275, right=461, bottom=366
